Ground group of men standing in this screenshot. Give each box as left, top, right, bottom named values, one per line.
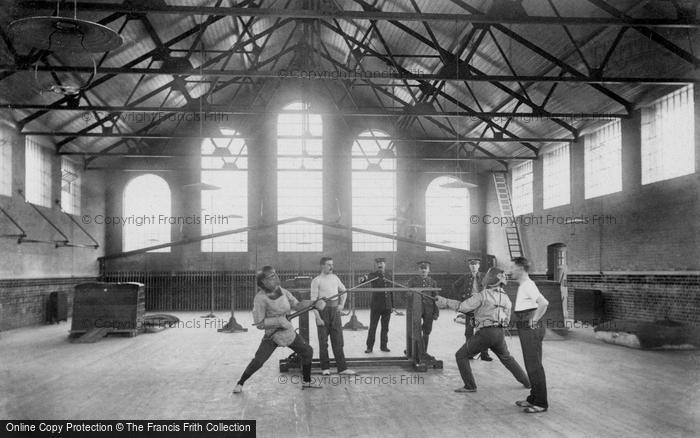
left=362, top=257, right=491, bottom=362
left=360, top=258, right=440, bottom=359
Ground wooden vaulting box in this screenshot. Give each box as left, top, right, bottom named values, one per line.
left=70, top=282, right=145, bottom=337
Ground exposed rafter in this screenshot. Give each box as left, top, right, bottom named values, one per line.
left=4, top=104, right=625, bottom=120
left=16, top=2, right=700, bottom=27
left=25, top=131, right=574, bottom=143
left=5, top=65, right=698, bottom=87
left=2, top=0, right=693, bottom=170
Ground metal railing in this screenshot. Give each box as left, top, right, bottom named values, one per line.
left=101, top=271, right=465, bottom=311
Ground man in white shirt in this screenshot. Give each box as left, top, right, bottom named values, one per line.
left=311, top=257, right=357, bottom=375
left=511, top=256, right=549, bottom=413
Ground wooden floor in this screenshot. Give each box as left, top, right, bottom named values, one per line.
left=0, top=310, right=698, bottom=438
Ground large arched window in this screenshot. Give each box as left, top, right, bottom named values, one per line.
left=277, top=102, right=323, bottom=252
left=123, top=174, right=171, bottom=252
left=201, top=130, right=248, bottom=252
left=352, top=130, right=396, bottom=251
left=425, top=176, right=469, bottom=251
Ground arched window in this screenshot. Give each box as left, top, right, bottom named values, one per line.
left=425, top=176, right=469, bottom=251
left=201, top=130, right=248, bottom=252
left=123, top=174, right=171, bottom=252
left=352, top=130, right=396, bottom=251
left=277, top=102, right=323, bottom=252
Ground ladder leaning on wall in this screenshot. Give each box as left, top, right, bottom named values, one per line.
left=492, top=172, right=524, bottom=260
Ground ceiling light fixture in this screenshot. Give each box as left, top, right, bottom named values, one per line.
left=9, top=0, right=123, bottom=52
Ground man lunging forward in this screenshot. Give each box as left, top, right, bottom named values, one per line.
left=436, top=268, right=530, bottom=393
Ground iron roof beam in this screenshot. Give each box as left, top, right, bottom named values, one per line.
left=587, top=0, right=700, bottom=67
left=6, top=103, right=626, bottom=119
left=320, top=21, right=541, bottom=154
left=30, top=132, right=573, bottom=142
left=57, top=15, right=291, bottom=151
left=16, top=2, right=700, bottom=27
left=2, top=64, right=697, bottom=85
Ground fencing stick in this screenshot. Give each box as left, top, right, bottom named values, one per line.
left=286, top=277, right=376, bottom=320
left=248, top=277, right=377, bottom=326
left=383, top=278, right=439, bottom=302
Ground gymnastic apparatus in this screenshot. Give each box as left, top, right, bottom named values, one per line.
left=279, top=286, right=443, bottom=373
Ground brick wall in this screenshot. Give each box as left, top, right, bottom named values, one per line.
left=0, top=277, right=96, bottom=330
left=567, top=274, right=700, bottom=326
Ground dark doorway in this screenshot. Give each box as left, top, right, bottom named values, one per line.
left=547, top=243, right=567, bottom=283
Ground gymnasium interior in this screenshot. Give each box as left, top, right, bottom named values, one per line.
left=0, top=1, right=698, bottom=437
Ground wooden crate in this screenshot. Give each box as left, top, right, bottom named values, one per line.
left=70, top=282, right=145, bottom=337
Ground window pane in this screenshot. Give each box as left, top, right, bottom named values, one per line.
left=0, top=127, right=11, bottom=197
left=641, top=85, right=695, bottom=184
left=542, top=143, right=570, bottom=209
left=60, top=158, right=81, bottom=215
left=277, top=103, right=323, bottom=252
left=25, top=136, right=52, bottom=207
left=201, top=137, right=248, bottom=170
left=511, top=161, right=533, bottom=216
left=123, top=174, right=171, bottom=252
left=426, top=176, right=469, bottom=251
left=584, top=121, right=622, bottom=199
left=201, top=134, right=248, bottom=252
left=352, top=130, right=396, bottom=251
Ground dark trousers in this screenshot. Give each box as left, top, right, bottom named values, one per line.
left=366, top=309, right=391, bottom=349
left=317, top=306, right=347, bottom=372
left=465, top=324, right=490, bottom=357
left=455, top=327, right=530, bottom=390
left=421, top=310, right=434, bottom=335
left=239, top=334, right=312, bottom=384
left=518, top=324, right=548, bottom=408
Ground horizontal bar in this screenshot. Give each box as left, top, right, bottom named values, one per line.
left=3, top=104, right=625, bottom=119
left=99, top=216, right=478, bottom=260
left=17, top=2, right=700, bottom=27
left=84, top=167, right=521, bottom=172
left=61, top=152, right=538, bottom=160
left=348, top=288, right=441, bottom=292
left=17, top=238, right=67, bottom=245
left=3, top=65, right=698, bottom=84
left=32, top=132, right=573, bottom=142
left=57, top=242, right=100, bottom=248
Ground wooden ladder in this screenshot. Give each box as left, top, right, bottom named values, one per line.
left=492, top=172, right=524, bottom=260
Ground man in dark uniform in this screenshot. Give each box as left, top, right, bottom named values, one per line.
left=408, top=261, right=440, bottom=360
left=361, top=258, right=393, bottom=353
left=452, top=258, right=493, bottom=361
